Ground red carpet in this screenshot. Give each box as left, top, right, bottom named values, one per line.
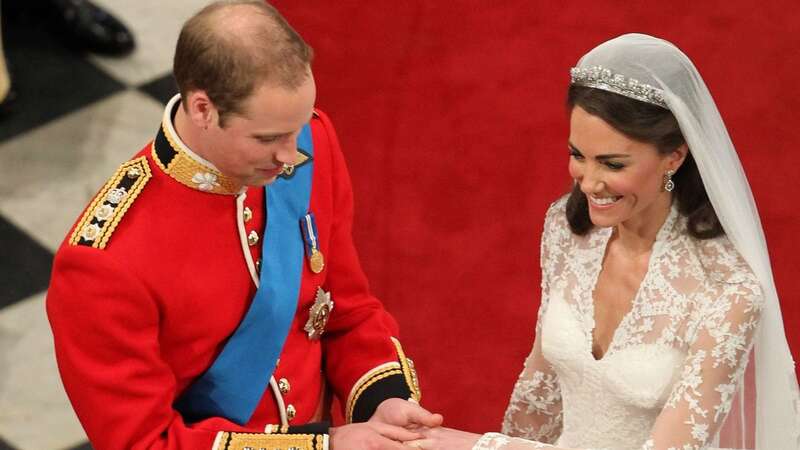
left=273, top=1, right=800, bottom=432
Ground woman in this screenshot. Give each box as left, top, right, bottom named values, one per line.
left=411, top=34, right=800, bottom=450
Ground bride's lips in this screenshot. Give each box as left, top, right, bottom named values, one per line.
left=588, top=194, right=622, bottom=209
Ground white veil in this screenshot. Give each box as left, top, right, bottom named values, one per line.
left=573, top=33, right=800, bottom=450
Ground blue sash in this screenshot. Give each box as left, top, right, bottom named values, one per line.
left=175, top=124, right=314, bottom=425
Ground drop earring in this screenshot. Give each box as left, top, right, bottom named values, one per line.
left=664, top=170, right=675, bottom=192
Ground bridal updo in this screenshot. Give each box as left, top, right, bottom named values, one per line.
left=564, top=85, right=723, bottom=240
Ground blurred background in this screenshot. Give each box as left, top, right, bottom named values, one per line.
left=1, top=1, right=798, bottom=449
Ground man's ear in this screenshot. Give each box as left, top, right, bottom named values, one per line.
left=184, top=90, right=218, bottom=130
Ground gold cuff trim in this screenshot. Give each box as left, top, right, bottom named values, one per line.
left=69, top=156, right=151, bottom=249
left=345, top=362, right=403, bottom=423
left=391, top=337, right=422, bottom=402
left=216, top=432, right=321, bottom=450
left=212, top=431, right=227, bottom=450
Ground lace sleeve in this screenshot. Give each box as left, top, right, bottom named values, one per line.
left=475, top=433, right=559, bottom=449
left=500, top=201, right=565, bottom=443
left=500, top=338, right=563, bottom=442
left=643, top=276, right=763, bottom=450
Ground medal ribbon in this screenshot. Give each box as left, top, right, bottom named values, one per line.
left=301, top=213, right=320, bottom=257
left=175, top=124, right=314, bottom=425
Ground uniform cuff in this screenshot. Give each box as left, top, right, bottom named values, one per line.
left=345, top=337, right=421, bottom=423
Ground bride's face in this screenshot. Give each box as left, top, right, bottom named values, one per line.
left=568, top=106, right=682, bottom=230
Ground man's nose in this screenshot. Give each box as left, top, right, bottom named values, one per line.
left=276, top=139, right=297, bottom=164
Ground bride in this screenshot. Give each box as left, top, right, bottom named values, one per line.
left=410, top=34, right=800, bottom=450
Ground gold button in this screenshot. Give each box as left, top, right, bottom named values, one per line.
left=126, top=167, right=141, bottom=179
left=278, top=378, right=291, bottom=394
left=286, top=404, right=296, bottom=421
left=247, top=230, right=259, bottom=246
left=255, top=259, right=261, bottom=273
left=243, top=207, right=253, bottom=222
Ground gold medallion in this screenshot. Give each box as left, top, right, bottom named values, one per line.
left=309, top=248, right=325, bottom=274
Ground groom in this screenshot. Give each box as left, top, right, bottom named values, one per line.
left=46, top=1, right=442, bottom=449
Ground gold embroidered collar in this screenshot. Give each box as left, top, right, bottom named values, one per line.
left=151, top=95, right=245, bottom=195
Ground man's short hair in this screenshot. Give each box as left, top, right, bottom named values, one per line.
left=173, top=0, right=314, bottom=126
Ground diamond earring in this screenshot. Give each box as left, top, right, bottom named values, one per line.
left=664, top=170, right=676, bottom=192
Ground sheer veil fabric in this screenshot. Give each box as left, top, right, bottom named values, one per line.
left=574, top=34, right=799, bottom=449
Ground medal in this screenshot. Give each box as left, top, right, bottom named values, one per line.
left=300, top=213, right=325, bottom=274
left=309, top=248, right=325, bottom=274
left=304, top=287, right=334, bottom=340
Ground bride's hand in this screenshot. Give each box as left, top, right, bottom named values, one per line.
left=404, top=426, right=481, bottom=450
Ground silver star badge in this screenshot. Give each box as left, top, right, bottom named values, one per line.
left=304, top=287, right=334, bottom=340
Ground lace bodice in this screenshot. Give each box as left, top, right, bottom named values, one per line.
left=477, top=197, right=763, bottom=450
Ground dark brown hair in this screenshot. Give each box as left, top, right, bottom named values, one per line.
left=565, top=85, right=723, bottom=239
left=173, top=0, right=314, bottom=126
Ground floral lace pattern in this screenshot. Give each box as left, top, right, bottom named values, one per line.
left=479, top=197, right=764, bottom=450
left=476, top=433, right=562, bottom=450
left=502, top=370, right=562, bottom=442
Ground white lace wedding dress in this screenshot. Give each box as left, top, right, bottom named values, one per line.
left=475, top=197, right=763, bottom=450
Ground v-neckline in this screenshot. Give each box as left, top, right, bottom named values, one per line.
left=585, top=206, right=678, bottom=362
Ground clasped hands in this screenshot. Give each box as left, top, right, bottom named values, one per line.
left=329, top=398, right=481, bottom=450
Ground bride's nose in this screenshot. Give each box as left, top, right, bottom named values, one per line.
left=578, top=165, right=605, bottom=195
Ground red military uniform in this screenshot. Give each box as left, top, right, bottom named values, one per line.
left=47, top=96, right=420, bottom=450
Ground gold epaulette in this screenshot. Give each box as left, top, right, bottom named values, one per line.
left=69, top=156, right=152, bottom=249
left=214, top=432, right=327, bottom=450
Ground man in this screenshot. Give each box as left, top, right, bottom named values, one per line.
left=46, top=2, right=441, bottom=449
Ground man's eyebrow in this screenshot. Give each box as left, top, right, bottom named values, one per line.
left=568, top=142, right=630, bottom=159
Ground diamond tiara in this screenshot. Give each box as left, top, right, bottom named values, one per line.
left=570, top=65, right=668, bottom=109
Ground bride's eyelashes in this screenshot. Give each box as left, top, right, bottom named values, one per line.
left=568, top=145, right=627, bottom=170
left=603, top=161, right=626, bottom=170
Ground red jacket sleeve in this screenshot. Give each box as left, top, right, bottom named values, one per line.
left=312, top=111, right=421, bottom=423
left=48, top=247, right=328, bottom=450
left=47, top=246, right=229, bottom=450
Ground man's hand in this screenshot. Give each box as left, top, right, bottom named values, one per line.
left=369, top=398, right=444, bottom=430
left=329, top=422, right=422, bottom=450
